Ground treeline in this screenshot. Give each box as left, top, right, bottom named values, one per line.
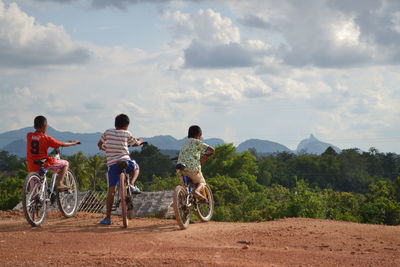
left=150, top=144, right=400, bottom=225
left=1, top=145, right=400, bottom=225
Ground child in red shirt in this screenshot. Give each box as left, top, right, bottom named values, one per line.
left=26, top=116, right=80, bottom=191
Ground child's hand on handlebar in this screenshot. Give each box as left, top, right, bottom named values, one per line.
left=135, top=138, right=147, bottom=146
left=62, top=140, right=81, bottom=147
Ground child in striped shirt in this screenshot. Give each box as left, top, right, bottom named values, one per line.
left=97, top=114, right=144, bottom=225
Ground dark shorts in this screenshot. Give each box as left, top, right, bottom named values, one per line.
left=107, top=160, right=138, bottom=187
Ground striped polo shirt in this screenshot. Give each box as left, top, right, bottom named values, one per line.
left=100, top=128, right=137, bottom=166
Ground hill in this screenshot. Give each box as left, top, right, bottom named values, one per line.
left=1, top=211, right=399, bottom=266
left=236, top=138, right=291, bottom=154
left=296, top=134, right=341, bottom=154
left=0, top=127, right=225, bottom=157
left=0, top=126, right=341, bottom=157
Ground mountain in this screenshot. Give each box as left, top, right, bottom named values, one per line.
left=2, top=139, right=26, bottom=158
left=0, top=126, right=103, bottom=158
left=0, top=127, right=341, bottom=158
left=236, top=139, right=291, bottom=154
left=296, top=134, right=341, bottom=155
left=0, top=127, right=225, bottom=158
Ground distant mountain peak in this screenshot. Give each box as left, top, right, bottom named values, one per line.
left=236, top=138, right=291, bottom=154
left=309, top=134, right=317, bottom=140
left=297, top=134, right=341, bottom=155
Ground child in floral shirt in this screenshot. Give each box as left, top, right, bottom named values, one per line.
left=177, top=125, right=215, bottom=200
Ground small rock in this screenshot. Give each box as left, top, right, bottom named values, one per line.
left=237, top=240, right=252, bottom=245
left=242, top=245, right=249, bottom=250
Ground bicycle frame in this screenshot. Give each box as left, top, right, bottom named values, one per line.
left=179, top=174, right=197, bottom=208
left=36, top=167, right=58, bottom=203
left=113, top=170, right=134, bottom=210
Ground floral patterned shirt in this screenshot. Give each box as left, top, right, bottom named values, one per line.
left=177, top=138, right=210, bottom=172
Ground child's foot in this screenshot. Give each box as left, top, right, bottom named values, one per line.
left=56, top=184, right=70, bottom=192
left=129, top=185, right=141, bottom=194
left=193, top=191, right=207, bottom=201
left=99, top=217, right=112, bottom=225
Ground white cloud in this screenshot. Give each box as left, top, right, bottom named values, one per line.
left=164, top=8, right=271, bottom=69
left=332, top=18, right=361, bottom=46
left=1, top=0, right=400, bottom=153
left=391, top=11, right=400, bottom=33
left=231, top=0, right=400, bottom=68
left=168, top=73, right=272, bottom=106
left=165, top=9, right=240, bottom=45
left=0, top=1, right=90, bottom=67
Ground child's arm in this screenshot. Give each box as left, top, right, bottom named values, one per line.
left=200, top=146, right=215, bottom=163
left=97, top=140, right=105, bottom=151
left=61, top=140, right=80, bottom=147
left=130, top=138, right=144, bottom=147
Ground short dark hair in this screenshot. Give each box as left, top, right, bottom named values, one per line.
left=115, top=114, right=130, bottom=128
left=34, top=115, right=47, bottom=130
left=188, top=125, right=202, bottom=138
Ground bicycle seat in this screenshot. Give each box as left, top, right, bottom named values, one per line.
left=175, top=163, right=186, bottom=170
left=33, top=159, right=48, bottom=166
left=117, top=160, right=129, bottom=171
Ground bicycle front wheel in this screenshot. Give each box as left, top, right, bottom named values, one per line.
left=194, top=184, right=214, bottom=222
left=173, top=185, right=190, bottom=230
left=56, top=170, right=78, bottom=218
left=22, top=173, right=47, bottom=227
left=119, top=173, right=128, bottom=228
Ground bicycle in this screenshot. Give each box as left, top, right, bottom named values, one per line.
left=22, top=143, right=80, bottom=227
left=111, top=142, right=147, bottom=228
left=173, top=163, right=214, bottom=230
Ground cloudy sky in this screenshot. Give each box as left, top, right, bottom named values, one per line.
left=1, top=0, right=400, bottom=152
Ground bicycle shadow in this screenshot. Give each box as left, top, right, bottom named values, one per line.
left=0, top=214, right=181, bottom=234
left=39, top=218, right=179, bottom=234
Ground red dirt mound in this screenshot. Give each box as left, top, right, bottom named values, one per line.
left=1, top=211, right=399, bottom=266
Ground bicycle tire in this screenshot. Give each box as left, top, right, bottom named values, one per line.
left=194, top=184, right=214, bottom=222
left=22, top=173, right=47, bottom=227
left=173, top=185, right=190, bottom=230
left=126, top=189, right=135, bottom=219
left=56, top=170, right=79, bottom=218
left=120, top=173, right=128, bottom=228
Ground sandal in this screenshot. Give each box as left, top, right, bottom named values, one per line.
left=56, top=185, right=70, bottom=192
left=193, top=191, right=207, bottom=201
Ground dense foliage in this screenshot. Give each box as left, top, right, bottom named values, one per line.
left=1, top=144, right=400, bottom=225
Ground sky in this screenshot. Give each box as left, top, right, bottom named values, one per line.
left=0, top=0, right=400, bottom=152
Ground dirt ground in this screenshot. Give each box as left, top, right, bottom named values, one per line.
left=0, top=211, right=400, bottom=266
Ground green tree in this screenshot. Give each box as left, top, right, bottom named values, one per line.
left=360, top=180, right=400, bottom=225
left=203, top=144, right=258, bottom=178
left=130, top=144, right=175, bottom=189
left=0, top=175, right=24, bottom=210
left=68, top=152, right=90, bottom=190
left=86, top=154, right=107, bottom=191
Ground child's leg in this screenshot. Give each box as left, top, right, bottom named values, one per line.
left=188, top=171, right=207, bottom=200
left=105, top=186, right=116, bottom=219
left=49, top=160, right=69, bottom=189
left=195, top=183, right=205, bottom=194
left=56, top=163, right=69, bottom=186
left=129, top=165, right=140, bottom=185
left=101, top=164, right=119, bottom=222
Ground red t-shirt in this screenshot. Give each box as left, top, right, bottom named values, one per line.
left=26, top=131, right=63, bottom=172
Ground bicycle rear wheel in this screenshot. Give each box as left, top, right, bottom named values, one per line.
left=119, top=173, right=128, bottom=228
left=56, top=170, right=78, bottom=218
left=22, top=173, right=47, bottom=227
left=173, top=185, right=190, bottom=230
left=126, top=188, right=135, bottom=219
left=194, top=184, right=214, bottom=222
